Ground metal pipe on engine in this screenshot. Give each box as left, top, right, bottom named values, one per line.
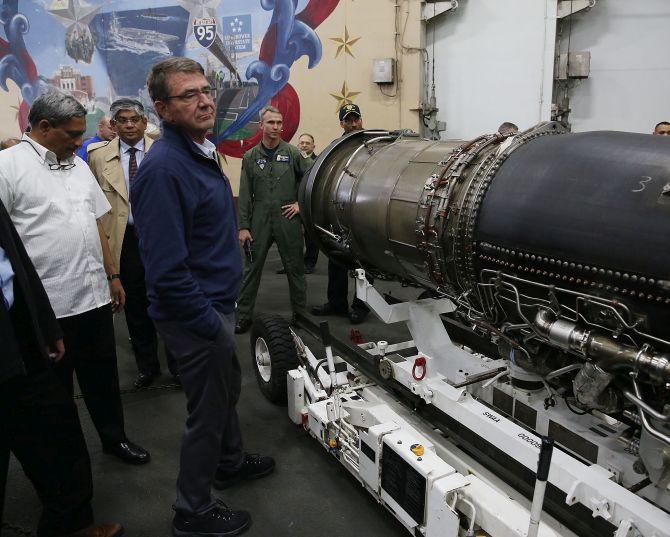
left=533, top=310, right=670, bottom=384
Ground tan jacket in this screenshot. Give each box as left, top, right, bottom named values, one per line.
left=87, top=136, right=154, bottom=270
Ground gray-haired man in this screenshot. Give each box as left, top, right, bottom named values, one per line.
left=0, top=90, right=149, bottom=466
left=88, top=98, right=177, bottom=388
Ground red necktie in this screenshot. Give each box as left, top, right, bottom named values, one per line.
left=128, top=147, right=138, bottom=182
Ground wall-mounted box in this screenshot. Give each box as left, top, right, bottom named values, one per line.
left=373, top=58, right=395, bottom=84
left=555, top=51, right=591, bottom=79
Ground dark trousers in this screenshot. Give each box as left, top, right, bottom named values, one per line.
left=155, top=311, right=243, bottom=515
left=327, top=260, right=370, bottom=313
left=52, top=304, right=126, bottom=447
left=1, top=367, right=94, bottom=536
left=1, top=293, right=94, bottom=536
left=121, top=225, right=178, bottom=377
left=303, top=230, right=318, bottom=268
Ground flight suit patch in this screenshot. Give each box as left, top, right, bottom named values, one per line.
left=256, top=158, right=267, bottom=170
left=276, top=154, right=290, bottom=162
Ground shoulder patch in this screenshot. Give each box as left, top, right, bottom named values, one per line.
left=87, top=140, right=110, bottom=153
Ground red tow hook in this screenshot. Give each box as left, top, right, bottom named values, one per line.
left=412, top=356, right=427, bottom=380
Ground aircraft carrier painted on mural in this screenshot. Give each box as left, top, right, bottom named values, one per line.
left=103, top=13, right=178, bottom=56
left=92, top=7, right=188, bottom=97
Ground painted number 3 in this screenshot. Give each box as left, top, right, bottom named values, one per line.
left=632, top=176, right=652, bottom=193
left=196, top=26, right=215, bottom=40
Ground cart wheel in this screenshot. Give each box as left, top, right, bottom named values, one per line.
left=250, top=314, right=298, bottom=405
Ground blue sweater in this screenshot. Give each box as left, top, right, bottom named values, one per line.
left=130, top=123, right=242, bottom=340
left=76, top=135, right=103, bottom=162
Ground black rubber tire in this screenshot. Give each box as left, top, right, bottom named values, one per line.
left=249, top=314, right=298, bottom=405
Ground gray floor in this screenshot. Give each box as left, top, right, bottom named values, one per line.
left=4, top=246, right=411, bottom=537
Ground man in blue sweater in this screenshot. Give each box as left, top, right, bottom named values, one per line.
left=76, top=116, right=115, bottom=162
left=131, top=57, right=274, bottom=537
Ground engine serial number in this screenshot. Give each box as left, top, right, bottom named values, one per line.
left=518, top=433, right=542, bottom=449
left=483, top=411, right=501, bottom=423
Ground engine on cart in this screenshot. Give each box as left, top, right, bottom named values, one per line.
left=299, top=122, right=670, bottom=490
left=251, top=123, right=670, bottom=537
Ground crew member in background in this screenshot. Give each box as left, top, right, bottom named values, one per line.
left=311, top=103, right=370, bottom=324
left=0, top=138, right=20, bottom=150
left=76, top=115, right=115, bottom=162
left=132, top=57, right=274, bottom=537
left=277, top=132, right=319, bottom=275
left=235, top=106, right=313, bottom=334
left=497, top=121, right=519, bottom=135
left=88, top=98, right=178, bottom=389
left=653, top=121, right=670, bottom=135
left=0, top=90, right=150, bottom=466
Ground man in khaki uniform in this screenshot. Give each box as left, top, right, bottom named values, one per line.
left=88, top=98, right=176, bottom=388
left=235, top=106, right=312, bottom=333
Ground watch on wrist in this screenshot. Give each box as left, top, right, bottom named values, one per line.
left=107, top=273, right=121, bottom=281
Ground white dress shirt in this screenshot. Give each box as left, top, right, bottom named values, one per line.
left=0, top=135, right=112, bottom=318
left=193, top=138, right=217, bottom=160
left=119, top=138, right=145, bottom=225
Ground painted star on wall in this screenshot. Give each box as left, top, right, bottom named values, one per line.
left=47, top=0, right=101, bottom=29
left=330, top=26, right=361, bottom=58
left=330, top=81, right=361, bottom=112
left=178, top=0, right=222, bottom=31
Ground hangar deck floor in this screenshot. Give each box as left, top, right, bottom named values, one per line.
left=3, top=245, right=408, bottom=537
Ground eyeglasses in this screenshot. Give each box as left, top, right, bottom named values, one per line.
left=22, top=139, right=76, bottom=171
left=166, top=87, right=213, bottom=104
left=113, top=116, right=143, bottom=125
left=48, top=162, right=76, bottom=170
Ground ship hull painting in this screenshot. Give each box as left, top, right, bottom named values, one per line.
left=91, top=7, right=188, bottom=97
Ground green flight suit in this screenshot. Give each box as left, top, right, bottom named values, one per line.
left=236, top=140, right=313, bottom=322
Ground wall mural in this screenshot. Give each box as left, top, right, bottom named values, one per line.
left=0, top=0, right=340, bottom=157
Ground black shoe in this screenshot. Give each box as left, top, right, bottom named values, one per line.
left=304, top=265, right=315, bottom=274
left=134, top=372, right=158, bottom=389
left=173, top=501, right=251, bottom=537
left=213, top=453, right=275, bottom=490
left=275, top=267, right=286, bottom=274
left=103, top=440, right=151, bottom=465
left=349, top=309, right=369, bottom=325
left=311, top=303, right=348, bottom=316
left=234, top=319, right=252, bottom=334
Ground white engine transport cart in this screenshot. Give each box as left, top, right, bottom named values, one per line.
left=250, top=270, right=670, bottom=537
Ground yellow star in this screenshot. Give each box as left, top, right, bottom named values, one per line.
left=330, top=26, right=361, bottom=58
left=330, top=82, right=361, bottom=112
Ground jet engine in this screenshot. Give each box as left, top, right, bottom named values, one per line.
left=300, top=122, right=670, bottom=491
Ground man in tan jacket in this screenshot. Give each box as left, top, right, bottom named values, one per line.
left=88, top=98, right=177, bottom=388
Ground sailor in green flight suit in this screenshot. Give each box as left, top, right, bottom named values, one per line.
left=235, top=105, right=313, bottom=333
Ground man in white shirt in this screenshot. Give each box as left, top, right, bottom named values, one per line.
left=88, top=98, right=178, bottom=389
left=0, top=89, right=149, bottom=466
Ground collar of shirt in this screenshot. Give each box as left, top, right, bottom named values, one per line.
left=192, top=138, right=217, bottom=160
left=21, top=134, right=74, bottom=166
left=119, top=138, right=145, bottom=156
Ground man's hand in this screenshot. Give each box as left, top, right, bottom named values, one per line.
left=239, top=228, right=253, bottom=246
left=281, top=202, right=299, bottom=220
left=46, top=339, right=65, bottom=362
left=110, top=279, right=126, bottom=313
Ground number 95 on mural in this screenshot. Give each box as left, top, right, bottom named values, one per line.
left=193, top=17, right=217, bottom=48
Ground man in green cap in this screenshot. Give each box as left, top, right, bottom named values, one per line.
left=235, top=106, right=313, bottom=333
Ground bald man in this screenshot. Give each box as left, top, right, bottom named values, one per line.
left=76, top=116, right=115, bottom=162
